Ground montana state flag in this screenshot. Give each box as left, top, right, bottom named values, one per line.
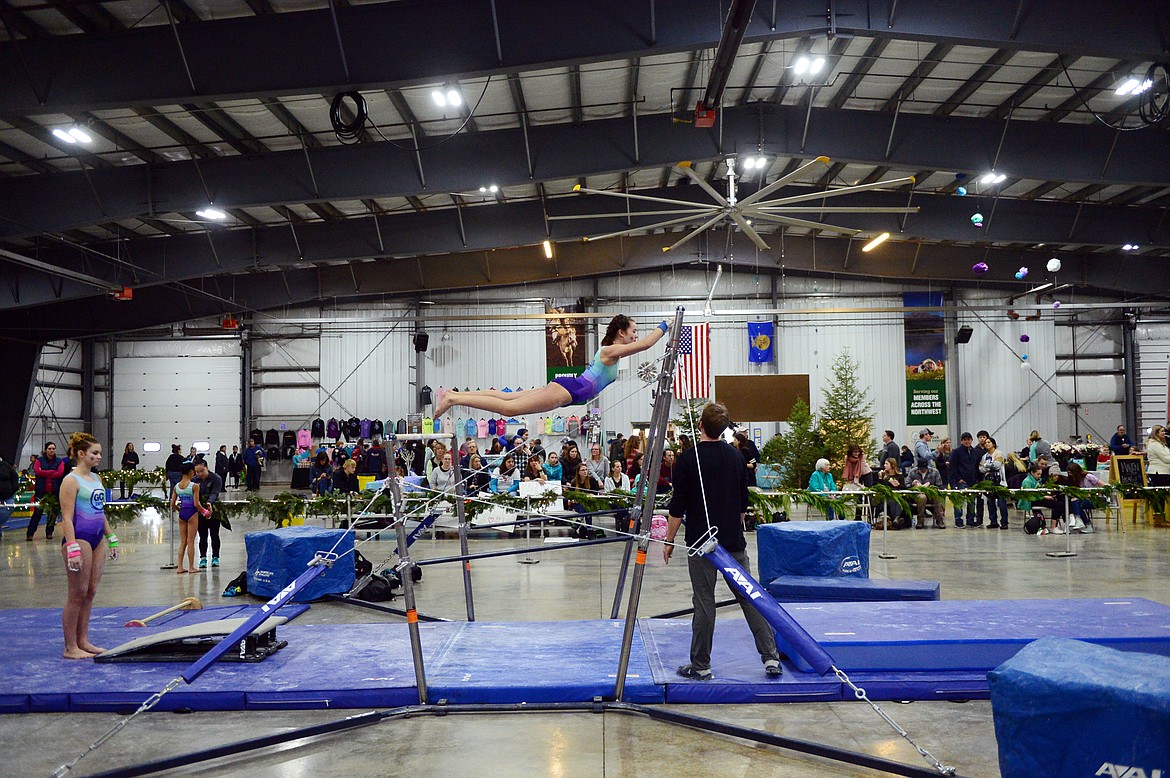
left=748, top=321, right=774, bottom=363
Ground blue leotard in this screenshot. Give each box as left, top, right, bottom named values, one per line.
left=174, top=481, right=197, bottom=521
left=63, top=471, right=106, bottom=548
left=553, top=350, right=619, bottom=405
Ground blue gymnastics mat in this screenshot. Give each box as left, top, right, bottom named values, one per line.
left=0, top=615, right=658, bottom=713
left=771, top=598, right=1170, bottom=673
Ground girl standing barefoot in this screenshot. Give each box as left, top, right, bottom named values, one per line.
left=170, top=462, right=201, bottom=573
left=59, top=432, right=119, bottom=659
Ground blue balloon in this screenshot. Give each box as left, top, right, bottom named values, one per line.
left=956, top=186, right=967, bottom=196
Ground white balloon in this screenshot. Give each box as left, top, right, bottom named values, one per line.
left=1046, top=257, right=1062, bottom=272
left=1020, top=361, right=1032, bottom=370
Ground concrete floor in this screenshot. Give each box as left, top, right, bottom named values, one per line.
left=1, top=492, right=1166, bottom=777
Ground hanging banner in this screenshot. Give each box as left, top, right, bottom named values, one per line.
left=903, top=292, right=948, bottom=426
left=546, top=300, right=587, bottom=383
left=748, top=321, right=774, bottom=363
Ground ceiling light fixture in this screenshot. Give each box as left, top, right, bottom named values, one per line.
left=195, top=208, right=227, bottom=220
left=809, top=57, right=826, bottom=75
left=431, top=89, right=447, bottom=107
left=1114, top=78, right=1152, bottom=96
left=980, top=172, right=1007, bottom=185
left=446, top=88, right=462, bottom=107
left=792, top=56, right=809, bottom=75
left=861, top=232, right=890, bottom=252
left=52, top=128, right=77, bottom=143
left=1122, top=243, right=1139, bottom=251
left=67, top=127, right=92, bottom=143
left=543, top=239, right=553, bottom=259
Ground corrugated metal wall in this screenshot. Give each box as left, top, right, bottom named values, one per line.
left=1135, top=322, right=1170, bottom=434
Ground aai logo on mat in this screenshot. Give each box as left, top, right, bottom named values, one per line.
left=1095, top=764, right=1163, bottom=778
left=90, top=489, right=106, bottom=511
left=839, top=556, right=862, bottom=575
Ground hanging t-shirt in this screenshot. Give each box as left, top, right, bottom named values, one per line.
left=502, top=387, right=513, bottom=393
left=477, top=418, right=489, bottom=438
left=296, top=429, right=311, bottom=449
left=420, top=385, right=433, bottom=406
left=437, top=386, right=446, bottom=407
left=396, top=418, right=407, bottom=435
left=422, top=417, right=434, bottom=434
left=497, top=419, right=507, bottom=438
left=311, top=419, right=325, bottom=438
left=552, top=416, right=566, bottom=433
left=346, top=418, right=361, bottom=438
left=442, top=416, right=455, bottom=435
left=487, top=419, right=497, bottom=436
left=371, top=419, right=384, bottom=438
left=544, top=416, right=553, bottom=435
left=359, top=419, right=372, bottom=438
left=465, top=418, right=477, bottom=438
left=326, top=418, right=339, bottom=439
left=567, top=415, right=580, bottom=436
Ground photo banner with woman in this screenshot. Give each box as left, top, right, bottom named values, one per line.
left=903, top=292, right=947, bottom=426
left=546, top=300, right=587, bottom=383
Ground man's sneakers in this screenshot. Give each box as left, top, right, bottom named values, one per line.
left=764, top=659, right=783, bottom=678
left=199, top=557, right=208, bottom=569
left=676, top=664, right=713, bottom=681
left=212, top=557, right=220, bottom=567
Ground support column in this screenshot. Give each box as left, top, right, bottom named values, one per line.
left=0, top=341, right=41, bottom=462
left=241, top=329, right=253, bottom=445
left=106, top=336, right=115, bottom=447
left=1122, top=309, right=1138, bottom=435
left=81, top=338, right=95, bottom=433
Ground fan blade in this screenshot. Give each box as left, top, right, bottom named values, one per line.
left=757, top=175, right=917, bottom=207
left=749, top=206, right=920, bottom=214
left=548, top=208, right=712, bottom=221
left=573, top=184, right=713, bottom=209
left=737, top=156, right=831, bottom=207
left=750, top=212, right=862, bottom=235
left=582, top=212, right=724, bottom=244
left=727, top=213, right=771, bottom=251
left=662, top=212, right=729, bottom=253
left=674, top=163, right=731, bottom=207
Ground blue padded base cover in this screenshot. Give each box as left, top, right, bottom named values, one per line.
left=766, top=575, right=940, bottom=603
left=773, top=598, right=1170, bottom=672
left=989, top=637, right=1170, bottom=778
left=756, top=521, right=870, bottom=583
left=245, top=527, right=354, bottom=602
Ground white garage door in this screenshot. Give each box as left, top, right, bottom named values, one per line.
left=112, top=354, right=242, bottom=471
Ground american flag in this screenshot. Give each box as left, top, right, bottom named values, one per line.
left=674, top=323, right=711, bottom=399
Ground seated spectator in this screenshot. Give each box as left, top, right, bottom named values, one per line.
left=560, top=442, right=583, bottom=485
left=523, top=457, right=548, bottom=482
left=899, top=445, right=915, bottom=472
left=908, top=457, right=945, bottom=529
left=876, top=457, right=906, bottom=528
left=542, top=450, right=563, bottom=482
left=491, top=454, right=520, bottom=495
left=566, top=462, right=601, bottom=538
left=1064, top=461, right=1099, bottom=533
left=841, top=444, right=872, bottom=489
left=808, top=458, right=838, bottom=520
left=627, top=451, right=643, bottom=483
left=1004, top=452, right=1029, bottom=488
left=1017, top=462, right=1066, bottom=532
left=460, top=439, right=479, bottom=470
left=585, top=443, right=609, bottom=482
left=333, top=459, right=360, bottom=494
left=310, top=452, right=333, bottom=496
left=429, top=451, right=457, bottom=493
left=465, top=453, right=491, bottom=496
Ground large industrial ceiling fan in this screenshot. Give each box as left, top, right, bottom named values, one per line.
left=550, top=156, right=919, bottom=253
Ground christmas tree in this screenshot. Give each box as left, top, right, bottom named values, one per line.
left=761, top=397, right=830, bottom=488
left=818, top=349, right=877, bottom=475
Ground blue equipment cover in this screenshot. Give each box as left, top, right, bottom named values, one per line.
left=245, top=527, right=354, bottom=603
left=756, top=521, right=870, bottom=583
left=989, top=637, right=1170, bottom=778
left=765, top=575, right=940, bottom=602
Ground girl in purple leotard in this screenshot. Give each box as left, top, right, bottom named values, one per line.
left=59, top=432, right=119, bottom=660
left=435, top=315, right=669, bottom=418
left=170, top=462, right=202, bottom=574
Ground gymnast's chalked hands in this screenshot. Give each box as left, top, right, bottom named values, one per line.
left=66, top=541, right=82, bottom=572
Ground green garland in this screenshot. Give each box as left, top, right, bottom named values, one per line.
left=97, top=467, right=167, bottom=492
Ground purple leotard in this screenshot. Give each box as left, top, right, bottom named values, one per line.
left=62, top=471, right=106, bottom=548
left=552, top=350, right=619, bottom=405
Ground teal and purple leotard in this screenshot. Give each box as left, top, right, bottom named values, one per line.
left=552, top=349, right=619, bottom=405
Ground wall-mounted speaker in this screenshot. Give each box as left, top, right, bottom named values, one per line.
left=413, top=333, right=430, bottom=352
left=955, top=325, right=974, bottom=345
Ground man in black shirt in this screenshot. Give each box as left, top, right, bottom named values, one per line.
left=664, top=402, right=781, bottom=680
left=193, top=461, right=225, bottom=568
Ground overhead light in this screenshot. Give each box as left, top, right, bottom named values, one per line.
left=793, top=56, right=809, bottom=75
left=861, top=232, right=890, bottom=252
left=979, top=172, right=1007, bottom=184
left=432, top=89, right=447, bottom=107
left=1123, top=243, right=1140, bottom=251
left=1025, top=282, right=1054, bottom=294
left=52, top=128, right=77, bottom=144
left=195, top=208, right=227, bottom=220
left=67, top=127, right=92, bottom=143
left=543, top=239, right=553, bottom=259
left=446, top=88, right=461, bottom=107
left=488, top=184, right=498, bottom=193
left=1114, top=78, right=1142, bottom=96
left=809, top=57, right=826, bottom=75
left=742, top=156, right=757, bottom=170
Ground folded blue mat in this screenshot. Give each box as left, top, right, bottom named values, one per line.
left=757, top=521, right=870, bottom=583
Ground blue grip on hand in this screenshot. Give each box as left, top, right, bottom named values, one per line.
left=658, top=321, right=669, bottom=333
